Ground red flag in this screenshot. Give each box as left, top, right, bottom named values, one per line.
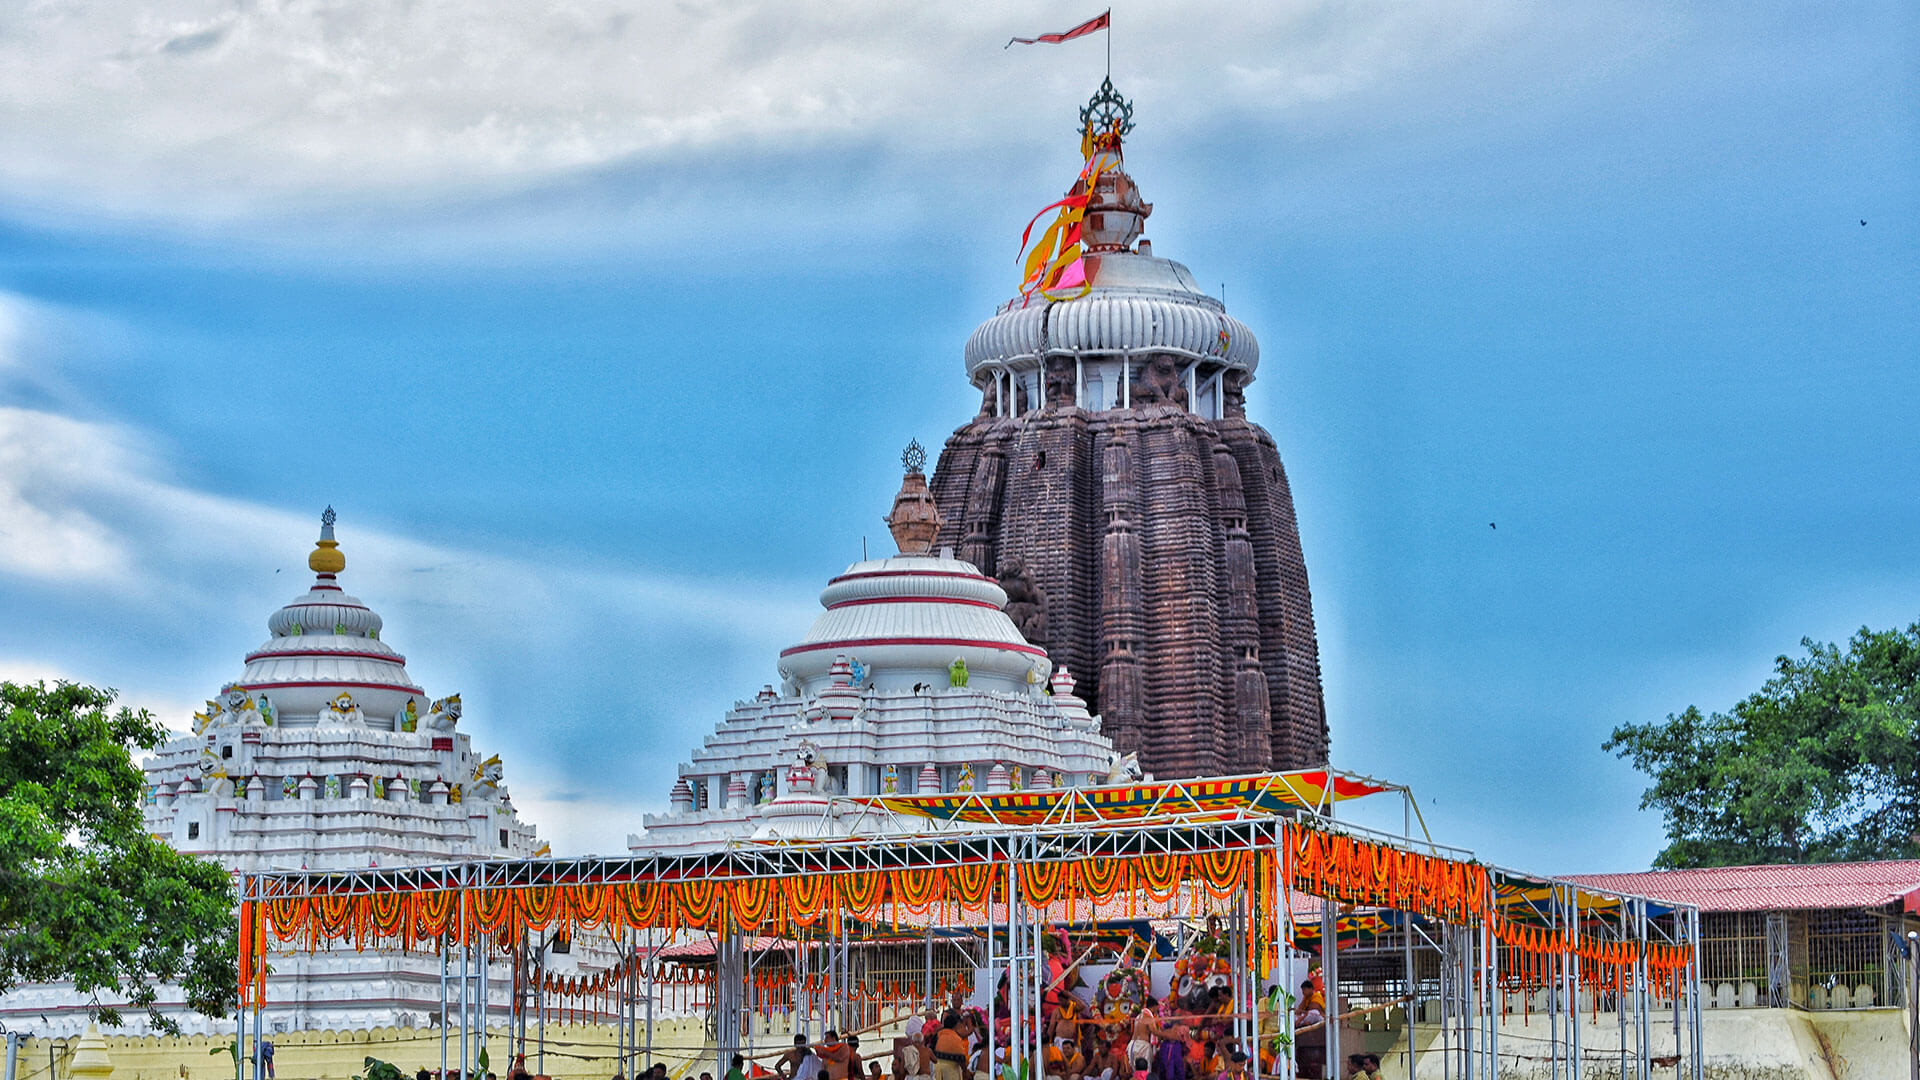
left=1006, top=10, right=1110, bottom=48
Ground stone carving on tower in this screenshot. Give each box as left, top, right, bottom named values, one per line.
left=929, top=82, right=1329, bottom=779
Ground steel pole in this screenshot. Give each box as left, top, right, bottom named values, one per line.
left=1567, top=888, right=1582, bottom=1080
left=644, top=930, right=654, bottom=1069
left=441, top=939, right=450, bottom=1080
left=985, top=887, right=997, bottom=1080
left=1892, top=928, right=1920, bottom=1080
left=1321, top=897, right=1339, bottom=1078
left=480, top=931, right=490, bottom=1074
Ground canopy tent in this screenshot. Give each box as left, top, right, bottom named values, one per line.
left=232, top=770, right=1705, bottom=1080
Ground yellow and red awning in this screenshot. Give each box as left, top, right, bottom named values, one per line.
left=854, top=769, right=1389, bottom=827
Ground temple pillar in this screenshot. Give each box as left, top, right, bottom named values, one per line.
left=1212, top=442, right=1273, bottom=770
left=960, top=437, right=1009, bottom=572
left=1098, top=427, right=1145, bottom=753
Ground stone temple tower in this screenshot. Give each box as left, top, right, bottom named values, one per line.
left=929, top=80, right=1328, bottom=779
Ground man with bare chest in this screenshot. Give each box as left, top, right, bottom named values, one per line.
left=1127, top=998, right=1162, bottom=1071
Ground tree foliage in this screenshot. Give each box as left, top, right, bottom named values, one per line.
left=0, top=680, right=236, bottom=1031
left=1605, top=623, right=1920, bottom=868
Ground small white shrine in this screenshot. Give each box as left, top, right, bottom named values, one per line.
left=634, top=445, right=1128, bottom=851
left=0, top=510, right=554, bottom=1036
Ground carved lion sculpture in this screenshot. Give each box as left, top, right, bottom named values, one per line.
left=472, top=754, right=504, bottom=789
left=318, top=692, right=365, bottom=728
left=425, top=694, right=462, bottom=732
left=197, top=749, right=234, bottom=797
left=1105, top=750, right=1148, bottom=785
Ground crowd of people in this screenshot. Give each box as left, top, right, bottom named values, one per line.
left=479, top=934, right=1391, bottom=1080
left=855, top=931, right=1273, bottom=1080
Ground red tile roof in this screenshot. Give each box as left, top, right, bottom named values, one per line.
left=1565, top=861, right=1920, bottom=913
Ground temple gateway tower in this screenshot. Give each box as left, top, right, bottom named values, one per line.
left=930, top=81, right=1328, bottom=778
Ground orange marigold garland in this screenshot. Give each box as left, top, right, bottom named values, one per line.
left=1196, top=849, right=1245, bottom=897
left=730, top=877, right=773, bottom=931
left=369, top=890, right=407, bottom=939
left=567, top=884, right=610, bottom=929
left=1019, top=861, right=1065, bottom=906
left=840, top=871, right=886, bottom=919
left=1137, top=854, right=1183, bottom=901
left=1290, top=826, right=1491, bottom=924
left=677, top=877, right=720, bottom=929
left=950, top=862, right=997, bottom=911
left=1078, top=856, right=1126, bottom=903
left=892, top=867, right=944, bottom=910
left=266, top=895, right=309, bottom=942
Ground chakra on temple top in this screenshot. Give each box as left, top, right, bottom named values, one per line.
left=902, top=438, right=927, bottom=475
left=321, top=505, right=336, bottom=527
left=1079, top=76, right=1134, bottom=139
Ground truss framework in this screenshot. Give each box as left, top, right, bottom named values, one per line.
left=232, top=773, right=1704, bottom=1080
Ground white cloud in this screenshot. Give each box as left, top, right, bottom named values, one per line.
left=0, top=1, right=1539, bottom=223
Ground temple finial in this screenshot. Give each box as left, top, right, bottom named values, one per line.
left=1079, top=77, right=1134, bottom=142
left=885, top=443, right=941, bottom=555
left=310, top=507, right=345, bottom=575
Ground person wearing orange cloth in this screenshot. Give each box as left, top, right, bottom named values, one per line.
left=931, top=1014, right=972, bottom=1080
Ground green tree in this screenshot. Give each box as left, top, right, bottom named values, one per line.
left=1604, top=622, right=1920, bottom=868
left=1, top=680, right=236, bottom=1032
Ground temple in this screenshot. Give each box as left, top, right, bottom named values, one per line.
left=930, top=79, right=1328, bottom=779
left=635, top=444, right=1123, bottom=850
left=0, top=511, right=556, bottom=1035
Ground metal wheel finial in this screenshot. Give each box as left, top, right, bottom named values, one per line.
left=902, top=439, right=927, bottom=475
left=1079, top=76, right=1135, bottom=139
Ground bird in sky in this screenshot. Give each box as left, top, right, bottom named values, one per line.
left=1489, top=522, right=1497, bottom=530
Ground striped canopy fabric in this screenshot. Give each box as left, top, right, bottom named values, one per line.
left=857, top=770, right=1389, bottom=826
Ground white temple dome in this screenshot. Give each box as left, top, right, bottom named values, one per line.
left=239, top=509, right=426, bottom=726
left=964, top=251, right=1258, bottom=380
left=781, top=553, right=1049, bottom=696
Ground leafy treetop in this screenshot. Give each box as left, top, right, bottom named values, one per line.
left=1605, top=622, right=1920, bottom=868
left=1, top=680, right=236, bottom=1032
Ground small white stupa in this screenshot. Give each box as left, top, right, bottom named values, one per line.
left=0, top=510, right=550, bottom=1035
left=634, top=445, right=1124, bottom=851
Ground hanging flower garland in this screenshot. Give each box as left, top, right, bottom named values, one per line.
left=567, top=883, right=610, bottom=928
left=950, top=861, right=998, bottom=910
left=840, top=869, right=887, bottom=919
left=676, top=876, right=721, bottom=928
left=785, top=872, right=831, bottom=926
left=1195, top=849, right=1247, bottom=897
left=1077, top=856, right=1127, bottom=900
left=893, top=866, right=944, bottom=909
left=1291, top=826, right=1490, bottom=925
left=730, top=876, right=774, bottom=930
left=1019, top=860, right=1066, bottom=905
left=1137, top=853, right=1184, bottom=901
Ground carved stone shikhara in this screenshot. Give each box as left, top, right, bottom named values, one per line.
left=930, top=82, right=1328, bottom=779
left=930, top=406, right=1326, bottom=779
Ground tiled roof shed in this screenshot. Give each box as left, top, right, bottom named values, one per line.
left=1566, top=861, right=1920, bottom=913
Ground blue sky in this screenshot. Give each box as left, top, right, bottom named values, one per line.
left=0, top=2, right=1914, bottom=871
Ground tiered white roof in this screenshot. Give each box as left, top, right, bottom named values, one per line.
left=0, top=511, right=549, bottom=1037
left=963, top=252, right=1260, bottom=378
left=782, top=554, right=1052, bottom=695
left=635, top=465, right=1122, bottom=852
